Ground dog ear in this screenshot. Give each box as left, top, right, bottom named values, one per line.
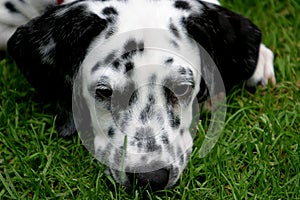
left=7, top=3, right=107, bottom=99
left=185, top=2, right=261, bottom=91
left=7, top=3, right=107, bottom=136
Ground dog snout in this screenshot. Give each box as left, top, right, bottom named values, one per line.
left=126, top=168, right=170, bottom=190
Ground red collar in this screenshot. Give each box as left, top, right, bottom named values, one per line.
left=57, top=0, right=64, bottom=4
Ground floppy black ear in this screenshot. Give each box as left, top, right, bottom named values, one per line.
left=8, top=3, right=107, bottom=99
left=185, top=2, right=261, bottom=91
left=7, top=3, right=107, bottom=136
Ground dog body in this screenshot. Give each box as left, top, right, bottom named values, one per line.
left=4, top=0, right=275, bottom=189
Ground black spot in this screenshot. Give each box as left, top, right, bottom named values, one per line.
left=197, top=78, right=209, bottom=103
left=140, top=104, right=151, bottom=123
left=122, top=39, right=138, bottom=60
left=181, top=17, right=187, bottom=26
left=105, top=28, right=114, bottom=39
left=102, top=7, right=118, bottom=15
left=156, top=113, right=164, bottom=125
left=165, top=57, right=174, bottom=64
left=187, top=68, right=193, bottom=76
left=112, top=59, right=120, bottom=69
left=137, top=142, right=143, bottom=148
left=5, top=2, right=18, bottom=13
left=167, top=110, right=175, bottom=126
left=134, top=127, right=160, bottom=152
left=91, top=62, right=101, bottom=73
left=147, top=138, right=159, bottom=152
left=178, top=66, right=186, bottom=75
left=167, top=109, right=180, bottom=129
left=122, top=40, right=144, bottom=60
left=172, top=114, right=181, bottom=128
left=125, top=61, right=134, bottom=73
left=129, top=90, right=138, bottom=105
left=169, top=23, right=180, bottom=38
left=161, top=135, right=169, bottom=145
left=179, top=154, right=184, bottom=165
left=124, top=39, right=138, bottom=52
left=148, top=94, right=155, bottom=104
left=170, top=40, right=179, bottom=48
left=108, top=127, right=115, bottom=137
left=180, top=129, right=184, bottom=136
left=138, top=42, right=145, bottom=52
left=106, top=17, right=114, bottom=23
left=104, top=51, right=116, bottom=64
left=174, top=0, right=191, bottom=10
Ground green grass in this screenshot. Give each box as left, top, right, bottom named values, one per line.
left=1, top=0, right=299, bottom=199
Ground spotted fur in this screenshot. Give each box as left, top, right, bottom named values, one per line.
left=4, top=0, right=275, bottom=190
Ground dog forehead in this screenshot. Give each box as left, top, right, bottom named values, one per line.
left=81, top=0, right=203, bottom=88
left=86, top=49, right=197, bottom=89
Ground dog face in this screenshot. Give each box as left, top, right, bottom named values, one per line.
left=8, top=0, right=261, bottom=190
left=78, top=28, right=202, bottom=189
left=74, top=1, right=205, bottom=189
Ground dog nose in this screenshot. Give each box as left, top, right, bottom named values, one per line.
left=127, top=168, right=170, bottom=190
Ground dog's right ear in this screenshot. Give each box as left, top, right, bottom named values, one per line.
left=7, top=3, right=107, bottom=99
left=8, top=3, right=108, bottom=137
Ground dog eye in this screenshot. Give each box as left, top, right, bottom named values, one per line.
left=173, top=84, right=192, bottom=97
left=95, top=87, right=113, bottom=99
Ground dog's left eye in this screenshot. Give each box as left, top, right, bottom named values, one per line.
left=95, top=86, right=113, bottom=100
left=173, top=84, right=192, bottom=97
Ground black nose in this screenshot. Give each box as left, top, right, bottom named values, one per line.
left=127, top=168, right=170, bottom=190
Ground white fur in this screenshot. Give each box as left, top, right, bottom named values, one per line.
left=247, top=44, right=276, bottom=87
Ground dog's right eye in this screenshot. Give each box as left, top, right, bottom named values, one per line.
left=95, top=87, right=113, bottom=100
left=173, top=84, right=192, bottom=98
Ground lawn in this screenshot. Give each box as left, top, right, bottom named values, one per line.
left=0, top=0, right=299, bottom=199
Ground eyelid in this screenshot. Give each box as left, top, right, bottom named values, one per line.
left=96, top=79, right=112, bottom=89
left=178, top=82, right=193, bottom=86
left=178, top=81, right=195, bottom=89
left=96, top=83, right=111, bottom=90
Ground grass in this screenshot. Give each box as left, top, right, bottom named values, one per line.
left=1, top=0, right=299, bottom=199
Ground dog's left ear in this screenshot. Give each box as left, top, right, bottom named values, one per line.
left=185, top=2, right=262, bottom=91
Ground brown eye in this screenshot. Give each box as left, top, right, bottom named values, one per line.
left=173, top=84, right=192, bottom=97
left=95, top=87, right=113, bottom=100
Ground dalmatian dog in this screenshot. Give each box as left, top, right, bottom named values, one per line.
left=3, top=0, right=275, bottom=190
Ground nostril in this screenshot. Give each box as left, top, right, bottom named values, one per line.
left=127, top=168, right=170, bottom=190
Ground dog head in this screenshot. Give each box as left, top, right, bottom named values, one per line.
left=8, top=0, right=261, bottom=190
